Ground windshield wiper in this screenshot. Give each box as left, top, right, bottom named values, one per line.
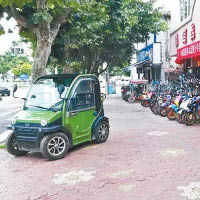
left=28, top=105, right=49, bottom=110
left=48, top=100, right=64, bottom=112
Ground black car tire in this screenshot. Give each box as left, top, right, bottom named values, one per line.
left=6, top=133, right=28, bottom=156
left=95, top=121, right=109, bottom=143
left=40, top=132, right=70, bottom=161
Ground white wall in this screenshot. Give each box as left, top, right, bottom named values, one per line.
left=170, top=0, right=199, bottom=57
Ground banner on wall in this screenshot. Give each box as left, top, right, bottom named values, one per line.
left=136, top=43, right=161, bottom=65
left=176, top=40, right=200, bottom=64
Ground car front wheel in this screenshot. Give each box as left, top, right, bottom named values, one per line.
left=6, top=133, right=28, bottom=156
left=40, top=132, right=70, bottom=161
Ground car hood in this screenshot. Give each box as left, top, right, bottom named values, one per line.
left=14, top=110, right=62, bottom=124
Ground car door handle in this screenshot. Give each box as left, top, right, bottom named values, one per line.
left=70, top=111, right=78, bottom=116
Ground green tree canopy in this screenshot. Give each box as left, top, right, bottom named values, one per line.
left=50, top=0, right=166, bottom=75
left=0, top=0, right=166, bottom=79
left=12, top=62, right=32, bottom=76
left=0, top=52, right=30, bottom=78
left=0, top=0, right=82, bottom=81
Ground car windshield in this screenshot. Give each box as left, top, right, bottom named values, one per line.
left=25, top=77, right=74, bottom=111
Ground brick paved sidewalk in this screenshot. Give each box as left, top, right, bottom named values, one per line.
left=1, top=94, right=200, bottom=200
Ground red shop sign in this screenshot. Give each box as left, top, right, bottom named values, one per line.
left=191, top=23, right=196, bottom=41
left=175, top=34, right=179, bottom=47
left=182, top=29, right=188, bottom=45
left=176, top=40, right=200, bottom=64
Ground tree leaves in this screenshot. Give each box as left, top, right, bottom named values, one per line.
left=12, top=62, right=32, bottom=76
left=0, top=52, right=31, bottom=76
left=32, top=11, right=53, bottom=24
left=50, top=0, right=166, bottom=74
left=0, top=24, right=5, bottom=35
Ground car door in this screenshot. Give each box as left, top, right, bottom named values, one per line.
left=65, top=79, right=96, bottom=145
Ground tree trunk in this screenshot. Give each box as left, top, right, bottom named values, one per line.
left=32, top=39, right=52, bottom=81
left=32, top=20, right=63, bottom=81
left=63, top=65, right=72, bottom=74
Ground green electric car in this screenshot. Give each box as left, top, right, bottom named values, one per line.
left=7, top=74, right=109, bottom=160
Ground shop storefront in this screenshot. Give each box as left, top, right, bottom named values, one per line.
left=135, top=43, right=161, bottom=81
left=170, top=0, right=200, bottom=78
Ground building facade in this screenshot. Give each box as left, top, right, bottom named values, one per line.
left=131, top=10, right=171, bottom=82
left=170, top=0, right=200, bottom=77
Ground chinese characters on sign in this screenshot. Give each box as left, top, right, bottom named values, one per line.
left=176, top=23, right=197, bottom=48
left=176, top=40, right=200, bottom=64
left=179, top=41, right=200, bottom=57
left=175, top=34, right=179, bottom=47
left=182, top=29, right=187, bottom=45
left=191, top=23, right=196, bottom=41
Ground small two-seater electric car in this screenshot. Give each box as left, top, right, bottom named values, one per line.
left=7, top=74, right=109, bottom=160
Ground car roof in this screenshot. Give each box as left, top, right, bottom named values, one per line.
left=36, top=74, right=78, bottom=80
left=35, top=74, right=100, bottom=84
left=34, top=74, right=78, bottom=83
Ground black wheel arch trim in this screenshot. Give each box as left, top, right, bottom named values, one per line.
left=92, top=116, right=109, bottom=139
left=41, top=126, right=73, bottom=148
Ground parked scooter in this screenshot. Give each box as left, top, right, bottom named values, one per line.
left=184, top=96, right=200, bottom=126
left=176, top=97, right=191, bottom=124
left=167, top=94, right=189, bottom=121
left=150, top=95, right=164, bottom=115
left=167, top=96, right=182, bottom=120
left=121, top=85, right=130, bottom=102
left=141, top=92, right=155, bottom=107
left=159, top=95, right=173, bottom=117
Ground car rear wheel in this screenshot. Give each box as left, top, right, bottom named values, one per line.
left=6, top=133, right=28, bottom=156
left=40, top=132, right=70, bottom=161
left=95, top=121, right=109, bottom=143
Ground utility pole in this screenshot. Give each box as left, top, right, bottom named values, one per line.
left=103, top=62, right=109, bottom=95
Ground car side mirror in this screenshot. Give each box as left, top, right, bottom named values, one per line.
left=13, top=84, right=17, bottom=97
left=57, top=84, right=65, bottom=98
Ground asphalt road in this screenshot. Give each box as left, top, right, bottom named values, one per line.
left=0, top=88, right=27, bottom=134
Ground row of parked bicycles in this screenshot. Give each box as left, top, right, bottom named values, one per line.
left=121, top=74, right=200, bottom=126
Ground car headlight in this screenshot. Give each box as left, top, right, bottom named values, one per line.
left=41, top=120, right=48, bottom=127
left=11, top=118, right=16, bottom=125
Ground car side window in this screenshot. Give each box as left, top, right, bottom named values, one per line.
left=68, top=79, right=95, bottom=111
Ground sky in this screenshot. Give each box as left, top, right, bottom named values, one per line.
left=0, top=15, right=19, bottom=55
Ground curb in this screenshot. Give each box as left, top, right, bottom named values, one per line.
left=0, top=130, right=12, bottom=145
